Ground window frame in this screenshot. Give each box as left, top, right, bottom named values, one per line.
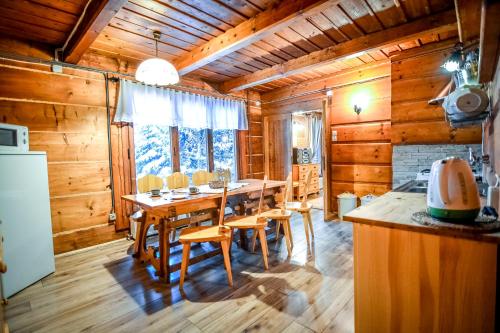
left=134, top=125, right=240, bottom=180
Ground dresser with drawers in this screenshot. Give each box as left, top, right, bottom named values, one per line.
left=292, top=163, right=320, bottom=200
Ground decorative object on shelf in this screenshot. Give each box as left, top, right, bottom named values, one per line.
left=135, top=31, right=179, bottom=86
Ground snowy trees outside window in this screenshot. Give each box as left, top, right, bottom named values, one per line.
left=179, top=127, right=208, bottom=178
left=213, top=129, right=236, bottom=180
left=134, top=125, right=237, bottom=183
left=134, top=124, right=172, bottom=179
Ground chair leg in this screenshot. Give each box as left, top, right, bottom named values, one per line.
left=221, top=240, right=233, bottom=287
left=306, top=211, right=314, bottom=239
left=301, top=212, right=310, bottom=245
left=286, top=218, right=294, bottom=248
left=251, top=229, right=258, bottom=253
left=258, top=228, right=269, bottom=270
left=282, top=219, right=292, bottom=257
left=179, top=243, right=191, bottom=290
left=275, top=220, right=281, bottom=240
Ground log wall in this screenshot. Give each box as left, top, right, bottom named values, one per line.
left=238, top=90, right=265, bottom=179
left=0, top=59, right=127, bottom=254
left=262, top=61, right=392, bottom=217
left=391, top=42, right=482, bottom=144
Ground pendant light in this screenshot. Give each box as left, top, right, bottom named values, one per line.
left=135, top=31, right=179, bottom=86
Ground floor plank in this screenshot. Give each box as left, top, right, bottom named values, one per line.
left=1, top=208, right=354, bottom=333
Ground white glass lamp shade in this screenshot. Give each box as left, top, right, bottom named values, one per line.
left=135, top=58, right=179, bottom=86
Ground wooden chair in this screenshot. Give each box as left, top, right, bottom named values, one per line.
left=137, top=174, right=164, bottom=193
left=259, top=172, right=294, bottom=257
left=166, top=172, right=189, bottom=190
left=286, top=170, right=314, bottom=245
left=192, top=170, right=215, bottom=186
left=178, top=186, right=232, bottom=289
left=130, top=174, right=164, bottom=241
left=225, top=177, right=270, bottom=269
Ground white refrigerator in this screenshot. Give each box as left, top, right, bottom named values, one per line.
left=0, top=151, right=55, bottom=299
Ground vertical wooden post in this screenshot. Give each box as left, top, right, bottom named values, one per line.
left=170, top=126, right=180, bottom=172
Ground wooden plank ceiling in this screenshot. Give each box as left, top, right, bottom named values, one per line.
left=0, top=0, right=459, bottom=93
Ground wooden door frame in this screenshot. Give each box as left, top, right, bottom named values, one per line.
left=322, top=98, right=335, bottom=221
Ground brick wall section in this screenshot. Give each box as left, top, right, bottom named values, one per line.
left=392, top=144, right=482, bottom=187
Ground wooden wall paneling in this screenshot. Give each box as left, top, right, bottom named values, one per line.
left=331, top=122, right=391, bottom=142
left=48, top=162, right=110, bottom=196
left=391, top=121, right=483, bottom=145
left=0, top=59, right=121, bottom=253
left=50, top=192, right=112, bottom=234
left=478, top=0, right=500, bottom=83
left=331, top=143, right=392, bottom=164
left=238, top=91, right=264, bottom=179
left=391, top=45, right=482, bottom=145
left=331, top=165, right=393, bottom=183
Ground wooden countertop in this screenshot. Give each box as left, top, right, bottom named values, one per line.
left=343, top=191, right=500, bottom=244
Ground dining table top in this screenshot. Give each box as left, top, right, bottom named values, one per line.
left=122, top=178, right=286, bottom=210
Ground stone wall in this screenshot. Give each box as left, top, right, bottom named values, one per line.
left=392, top=144, right=482, bottom=188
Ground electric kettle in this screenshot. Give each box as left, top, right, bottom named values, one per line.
left=427, top=157, right=480, bottom=221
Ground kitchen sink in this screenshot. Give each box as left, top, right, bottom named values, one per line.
left=393, top=180, right=428, bottom=193
left=393, top=179, right=488, bottom=197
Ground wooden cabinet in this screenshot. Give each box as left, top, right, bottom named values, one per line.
left=292, top=163, right=320, bottom=200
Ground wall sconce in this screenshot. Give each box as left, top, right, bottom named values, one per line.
left=326, top=89, right=333, bottom=97
left=255, top=100, right=261, bottom=106
left=351, top=91, right=370, bottom=115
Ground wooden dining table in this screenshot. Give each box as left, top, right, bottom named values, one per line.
left=122, top=179, right=286, bottom=283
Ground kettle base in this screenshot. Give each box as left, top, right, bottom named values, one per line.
left=427, top=207, right=480, bottom=222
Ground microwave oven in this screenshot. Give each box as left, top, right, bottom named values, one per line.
left=0, top=123, right=29, bottom=152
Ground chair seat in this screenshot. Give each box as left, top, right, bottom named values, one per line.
left=179, top=226, right=231, bottom=243
left=225, top=215, right=267, bottom=229
left=260, top=208, right=292, bottom=219
left=286, top=201, right=312, bottom=212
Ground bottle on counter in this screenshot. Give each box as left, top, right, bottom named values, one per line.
left=486, top=174, right=499, bottom=213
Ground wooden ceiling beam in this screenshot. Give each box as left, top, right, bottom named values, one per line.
left=63, top=0, right=127, bottom=64
left=453, top=0, right=482, bottom=43
left=478, top=0, right=500, bottom=83
left=219, top=10, right=458, bottom=92
left=174, top=0, right=340, bottom=76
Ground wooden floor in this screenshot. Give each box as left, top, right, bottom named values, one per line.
left=1, top=208, right=354, bottom=333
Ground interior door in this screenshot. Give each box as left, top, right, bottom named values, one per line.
left=264, top=114, right=292, bottom=180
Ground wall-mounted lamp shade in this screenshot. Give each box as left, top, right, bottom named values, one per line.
left=351, top=91, right=370, bottom=115
left=326, top=89, right=333, bottom=97
left=136, top=58, right=180, bottom=86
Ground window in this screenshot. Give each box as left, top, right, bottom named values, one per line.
left=134, top=124, right=172, bottom=178
left=179, top=127, right=208, bottom=178
left=213, top=129, right=237, bottom=180
left=134, top=126, right=238, bottom=184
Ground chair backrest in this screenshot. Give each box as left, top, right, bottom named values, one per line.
left=166, top=172, right=189, bottom=189
left=137, top=174, right=164, bottom=193
left=218, top=186, right=229, bottom=228
left=301, top=169, right=313, bottom=204
left=257, top=175, right=268, bottom=214
left=192, top=170, right=215, bottom=186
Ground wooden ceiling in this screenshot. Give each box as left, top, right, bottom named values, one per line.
left=0, top=0, right=467, bottom=93
left=0, top=0, right=88, bottom=45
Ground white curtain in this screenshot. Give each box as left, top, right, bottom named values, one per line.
left=308, top=113, right=322, bottom=165
left=115, top=79, right=248, bottom=130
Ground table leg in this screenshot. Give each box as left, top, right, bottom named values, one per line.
left=132, top=212, right=147, bottom=258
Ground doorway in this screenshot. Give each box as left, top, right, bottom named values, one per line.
left=291, top=111, right=324, bottom=210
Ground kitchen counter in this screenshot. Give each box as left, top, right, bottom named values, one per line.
left=343, top=191, right=500, bottom=243
left=343, top=190, right=497, bottom=333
